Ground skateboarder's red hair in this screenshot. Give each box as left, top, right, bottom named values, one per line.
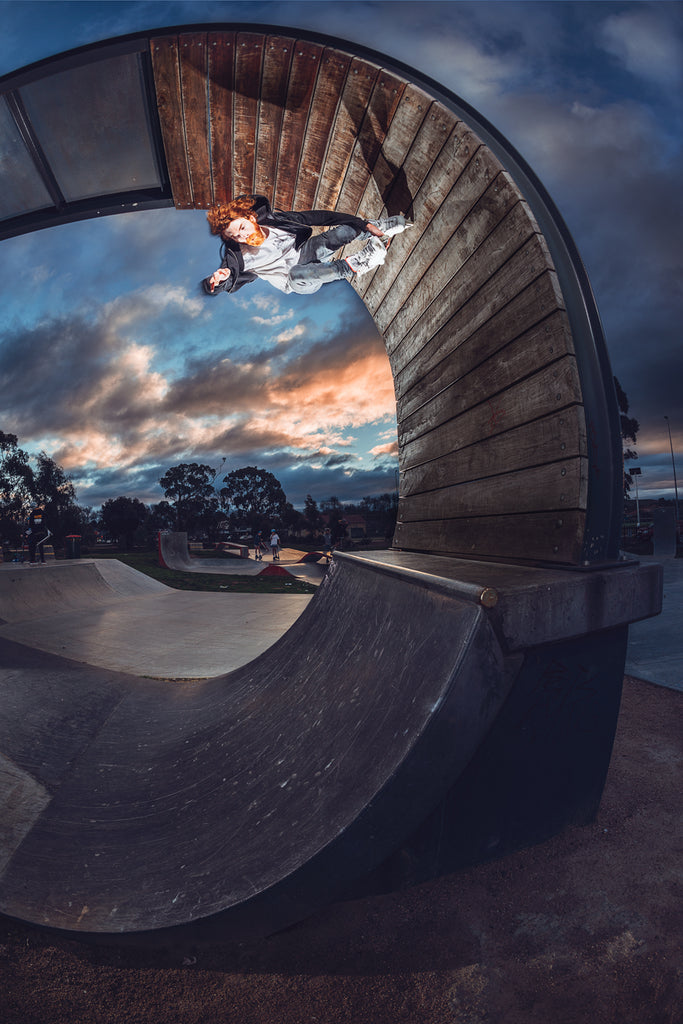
left=206, top=198, right=265, bottom=245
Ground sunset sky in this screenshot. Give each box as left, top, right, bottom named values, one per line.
left=0, top=1, right=681, bottom=511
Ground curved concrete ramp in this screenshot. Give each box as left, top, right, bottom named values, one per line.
left=158, top=530, right=195, bottom=570
left=158, top=531, right=326, bottom=584
left=0, top=552, right=507, bottom=937
left=0, top=550, right=660, bottom=939
left=0, top=559, right=168, bottom=625
left=0, top=561, right=310, bottom=679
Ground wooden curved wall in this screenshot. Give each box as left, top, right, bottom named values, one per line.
left=151, top=29, right=588, bottom=566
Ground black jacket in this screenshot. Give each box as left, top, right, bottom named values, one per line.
left=202, top=195, right=367, bottom=295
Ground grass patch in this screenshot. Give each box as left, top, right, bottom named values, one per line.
left=90, top=551, right=318, bottom=594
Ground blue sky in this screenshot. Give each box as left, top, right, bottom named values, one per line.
left=0, top=1, right=681, bottom=511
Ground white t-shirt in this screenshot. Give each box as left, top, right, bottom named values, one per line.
left=241, top=227, right=300, bottom=292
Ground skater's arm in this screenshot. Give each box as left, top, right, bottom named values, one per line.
left=282, top=209, right=369, bottom=232
left=206, top=267, right=231, bottom=293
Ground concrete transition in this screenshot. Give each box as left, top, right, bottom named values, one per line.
left=158, top=531, right=326, bottom=585
left=0, top=559, right=311, bottom=680
left=0, top=550, right=661, bottom=941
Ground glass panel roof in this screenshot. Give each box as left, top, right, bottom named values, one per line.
left=0, top=95, right=53, bottom=219
left=18, top=52, right=162, bottom=203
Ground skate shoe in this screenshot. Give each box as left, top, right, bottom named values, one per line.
left=372, top=214, right=413, bottom=238
left=344, top=237, right=388, bottom=276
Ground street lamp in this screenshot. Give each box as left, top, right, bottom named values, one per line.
left=631, top=466, right=642, bottom=528
left=664, top=416, right=680, bottom=524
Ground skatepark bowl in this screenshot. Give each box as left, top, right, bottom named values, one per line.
left=0, top=25, right=663, bottom=943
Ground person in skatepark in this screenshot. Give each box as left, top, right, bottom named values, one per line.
left=26, top=505, right=50, bottom=564
left=201, top=194, right=410, bottom=297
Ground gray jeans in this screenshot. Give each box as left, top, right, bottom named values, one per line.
left=288, top=223, right=368, bottom=294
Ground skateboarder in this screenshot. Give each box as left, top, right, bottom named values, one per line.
left=254, top=530, right=264, bottom=561
left=202, top=194, right=411, bottom=297
left=26, top=505, right=50, bottom=563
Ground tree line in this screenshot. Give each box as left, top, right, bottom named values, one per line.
left=0, top=431, right=90, bottom=552
left=155, top=462, right=398, bottom=545
left=2, top=376, right=640, bottom=555
left=1, top=437, right=398, bottom=553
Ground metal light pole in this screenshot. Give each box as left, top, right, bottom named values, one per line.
left=664, top=416, right=680, bottom=525
left=631, top=466, right=642, bottom=528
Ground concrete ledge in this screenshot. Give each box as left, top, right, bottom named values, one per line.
left=342, top=550, right=663, bottom=652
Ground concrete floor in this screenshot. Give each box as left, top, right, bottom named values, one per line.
left=625, top=555, right=682, bottom=692
left=0, top=559, right=311, bottom=679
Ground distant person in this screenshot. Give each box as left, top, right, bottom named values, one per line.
left=254, top=530, right=264, bottom=561
left=202, top=194, right=411, bottom=297
left=26, top=505, right=50, bottom=564
left=270, top=530, right=281, bottom=561
left=323, top=527, right=332, bottom=552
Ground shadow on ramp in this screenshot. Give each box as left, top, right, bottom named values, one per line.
left=0, top=551, right=660, bottom=943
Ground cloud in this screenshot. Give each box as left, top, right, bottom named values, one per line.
left=251, top=312, right=295, bottom=328
left=1, top=277, right=396, bottom=506
left=599, top=8, right=683, bottom=87
left=370, top=440, right=399, bottom=458
left=273, top=323, right=307, bottom=345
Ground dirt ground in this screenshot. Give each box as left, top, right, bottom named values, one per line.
left=1, top=675, right=680, bottom=1024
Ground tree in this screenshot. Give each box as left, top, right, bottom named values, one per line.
left=100, top=496, right=150, bottom=550
left=615, top=377, right=640, bottom=498
left=149, top=500, right=176, bottom=533
left=320, top=495, right=343, bottom=512
left=220, top=466, right=287, bottom=530
left=320, top=496, right=347, bottom=542
left=360, top=492, right=399, bottom=538
left=1, top=435, right=82, bottom=545
left=33, top=450, right=81, bottom=539
left=303, top=494, right=322, bottom=533
left=283, top=501, right=307, bottom=537
left=159, top=462, right=219, bottom=534
left=0, top=432, right=34, bottom=542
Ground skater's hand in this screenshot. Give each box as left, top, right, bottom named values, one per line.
left=208, top=267, right=231, bottom=292
left=365, top=223, right=384, bottom=237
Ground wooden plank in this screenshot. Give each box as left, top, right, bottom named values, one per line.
left=397, top=459, right=587, bottom=523
left=398, top=355, right=584, bottom=458
left=254, top=35, right=295, bottom=198
left=375, top=167, right=522, bottom=335
left=389, top=231, right=556, bottom=379
left=392, top=209, right=559, bottom=402
left=398, top=307, right=575, bottom=434
left=387, top=198, right=540, bottom=364
left=273, top=40, right=324, bottom=211
left=332, top=83, right=429, bottom=267
left=314, top=56, right=379, bottom=211
left=351, top=82, right=430, bottom=220
left=359, top=116, right=479, bottom=308
left=208, top=31, right=235, bottom=204
left=335, top=70, right=406, bottom=214
left=401, top=407, right=587, bottom=496
left=393, top=272, right=571, bottom=421
left=150, top=36, right=193, bottom=208
left=356, top=104, right=464, bottom=303
left=389, top=194, right=557, bottom=385
left=393, top=510, right=585, bottom=565
left=178, top=33, right=211, bottom=209
left=289, top=48, right=351, bottom=210
left=232, top=32, right=265, bottom=197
